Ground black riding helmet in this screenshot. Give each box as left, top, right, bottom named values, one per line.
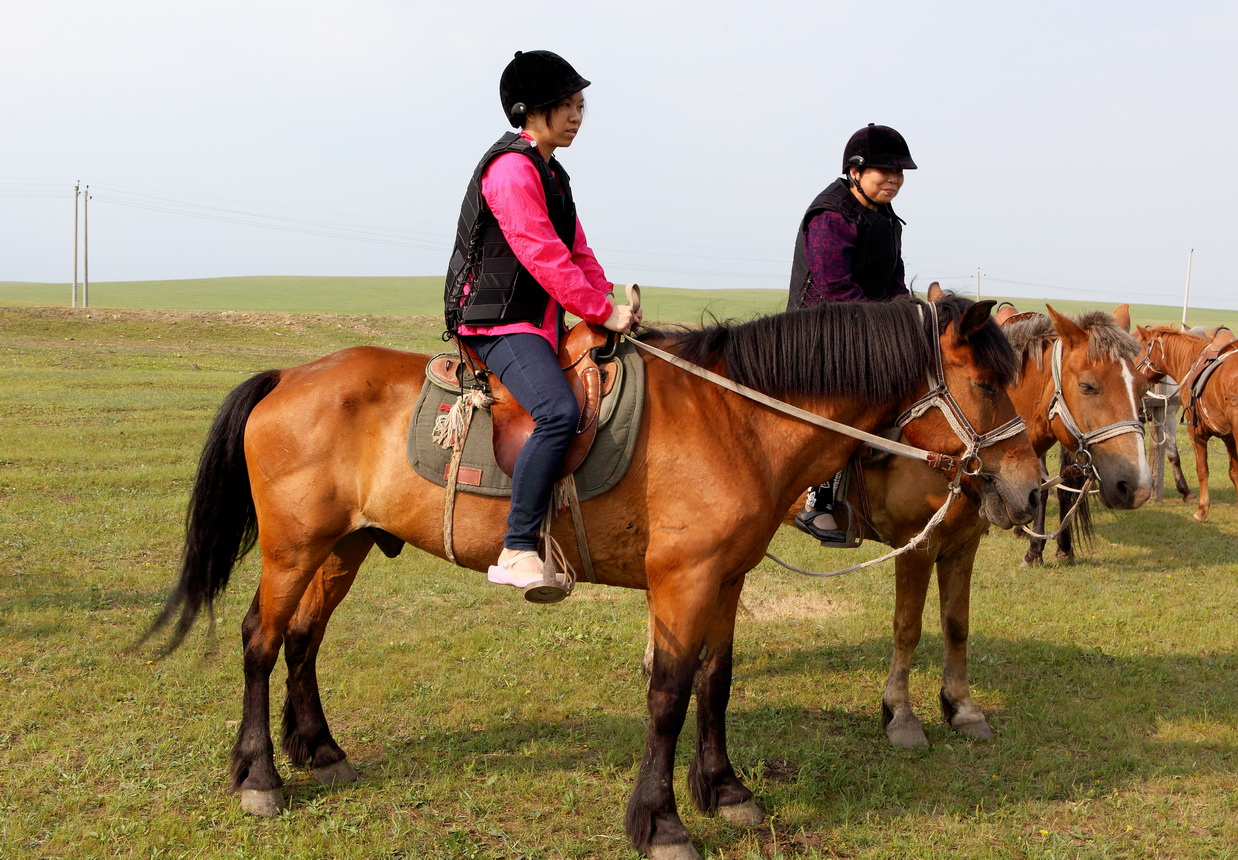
left=499, top=50, right=591, bottom=128
left=842, top=123, right=917, bottom=173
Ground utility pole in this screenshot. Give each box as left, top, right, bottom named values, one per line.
left=975, top=268, right=981, bottom=300
left=83, top=185, right=90, bottom=309
left=1181, top=248, right=1194, bottom=326
left=72, top=182, right=80, bottom=308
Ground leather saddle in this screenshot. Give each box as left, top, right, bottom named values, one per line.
left=1181, top=328, right=1238, bottom=426
left=427, top=322, right=624, bottom=479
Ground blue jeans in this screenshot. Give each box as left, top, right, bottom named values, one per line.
left=463, top=333, right=579, bottom=551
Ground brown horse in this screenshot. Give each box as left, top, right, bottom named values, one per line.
left=1135, top=325, right=1238, bottom=522
left=832, top=300, right=1149, bottom=749
left=146, top=293, right=1041, bottom=860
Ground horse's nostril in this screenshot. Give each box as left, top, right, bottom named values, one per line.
left=1027, top=488, right=1039, bottom=512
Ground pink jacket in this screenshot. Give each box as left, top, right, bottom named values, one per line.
left=457, top=136, right=614, bottom=350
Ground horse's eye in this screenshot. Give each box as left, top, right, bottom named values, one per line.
left=1079, top=382, right=1099, bottom=395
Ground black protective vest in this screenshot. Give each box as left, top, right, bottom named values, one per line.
left=444, top=132, right=578, bottom=334
left=787, top=178, right=903, bottom=310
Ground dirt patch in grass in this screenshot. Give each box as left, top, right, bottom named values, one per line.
left=740, top=589, right=853, bottom=621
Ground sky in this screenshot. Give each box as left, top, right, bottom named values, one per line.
left=3, top=0, right=1236, bottom=312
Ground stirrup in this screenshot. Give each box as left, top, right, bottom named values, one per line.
left=793, top=508, right=847, bottom=545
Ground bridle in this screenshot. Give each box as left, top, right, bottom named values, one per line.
left=1046, top=337, right=1145, bottom=481
left=1135, top=331, right=1171, bottom=382
left=893, top=302, right=1027, bottom=479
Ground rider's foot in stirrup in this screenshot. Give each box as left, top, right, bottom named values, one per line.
left=792, top=507, right=847, bottom=545
left=487, top=549, right=569, bottom=603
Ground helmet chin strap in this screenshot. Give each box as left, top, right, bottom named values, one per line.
left=848, top=166, right=881, bottom=208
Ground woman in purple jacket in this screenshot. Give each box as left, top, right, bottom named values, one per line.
left=788, top=123, right=917, bottom=543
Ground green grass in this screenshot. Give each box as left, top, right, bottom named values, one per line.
left=3, top=276, right=1236, bottom=329
left=3, top=306, right=1238, bottom=858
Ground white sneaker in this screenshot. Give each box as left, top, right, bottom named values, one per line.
left=487, top=550, right=570, bottom=604
left=487, top=550, right=547, bottom=588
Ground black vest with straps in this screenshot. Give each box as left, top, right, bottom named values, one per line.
left=444, top=132, right=578, bottom=334
left=787, top=178, right=903, bottom=310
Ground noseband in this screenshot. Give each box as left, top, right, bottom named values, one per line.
left=1046, top=338, right=1145, bottom=479
left=894, top=303, right=1026, bottom=479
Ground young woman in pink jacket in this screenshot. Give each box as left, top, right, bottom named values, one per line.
left=444, top=50, right=640, bottom=603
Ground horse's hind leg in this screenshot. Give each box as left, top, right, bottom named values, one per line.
left=687, top=576, right=762, bottom=826
left=282, top=531, right=374, bottom=786
left=937, top=540, right=993, bottom=740
left=1191, top=432, right=1212, bottom=522
left=231, top=544, right=334, bottom=816
left=1222, top=436, right=1238, bottom=507
left=882, top=552, right=932, bottom=749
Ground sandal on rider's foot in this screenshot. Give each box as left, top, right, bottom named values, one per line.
left=793, top=509, right=847, bottom=545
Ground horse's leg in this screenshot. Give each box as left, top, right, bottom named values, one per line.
left=1168, top=440, right=1194, bottom=502
left=231, top=543, right=333, bottom=816
left=281, top=531, right=374, bottom=786
left=1053, top=469, right=1084, bottom=564
left=1222, top=435, right=1238, bottom=507
left=1191, top=432, right=1211, bottom=522
left=882, top=551, right=933, bottom=749
left=687, top=575, right=762, bottom=826
left=1022, top=455, right=1049, bottom=567
left=936, top=539, right=993, bottom=740
left=626, top=579, right=719, bottom=860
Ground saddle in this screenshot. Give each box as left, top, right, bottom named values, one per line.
left=426, top=322, right=623, bottom=478
left=995, top=303, right=1040, bottom=327
left=1181, top=330, right=1238, bottom=428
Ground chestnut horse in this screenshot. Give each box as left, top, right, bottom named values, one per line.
left=832, top=301, right=1149, bottom=749
left=1135, top=325, right=1238, bottom=522
left=146, top=294, right=1041, bottom=860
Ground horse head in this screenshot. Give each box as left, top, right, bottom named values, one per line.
left=1046, top=305, right=1150, bottom=510
left=904, top=286, right=1041, bottom=529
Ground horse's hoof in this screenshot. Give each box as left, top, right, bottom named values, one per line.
left=1021, top=556, right=1042, bottom=568
left=885, top=710, right=929, bottom=749
left=718, top=798, right=765, bottom=826
left=1193, top=511, right=1208, bottom=523
left=313, top=758, right=358, bottom=785
left=647, top=843, right=702, bottom=860
left=240, top=788, right=286, bottom=817
left=951, top=716, right=995, bottom=741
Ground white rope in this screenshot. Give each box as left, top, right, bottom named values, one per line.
left=765, top=484, right=962, bottom=578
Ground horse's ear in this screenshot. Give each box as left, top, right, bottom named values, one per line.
left=959, top=300, right=996, bottom=341
left=1046, top=304, right=1087, bottom=347
left=1135, top=324, right=1151, bottom=342
left=1113, top=304, right=1131, bottom=331
left=927, top=281, right=945, bottom=303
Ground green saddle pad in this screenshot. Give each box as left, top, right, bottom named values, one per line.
left=407, top=341, right=645, bottom=499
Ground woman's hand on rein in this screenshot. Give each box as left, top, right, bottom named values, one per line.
left=603, top=304, right=642, bottom=334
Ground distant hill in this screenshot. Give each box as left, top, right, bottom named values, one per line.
left=1, top=276, right=1232, bottom=328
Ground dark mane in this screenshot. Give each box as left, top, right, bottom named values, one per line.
left=636, top=293, right=1017, bottom=403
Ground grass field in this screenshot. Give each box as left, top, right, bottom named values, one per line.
left=3, top=276, right=1236, bottom=330
left=2, top=296, right=1238, bottom=859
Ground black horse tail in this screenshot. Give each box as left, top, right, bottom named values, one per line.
left=140, top=370, right=281, bottom=654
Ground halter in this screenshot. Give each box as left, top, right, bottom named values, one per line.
left=1046, top=338, right=1145, bottom=479
left=1135, top=331, right=1170, bottom=381
left=893, top=302, right=1027, bottom=479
